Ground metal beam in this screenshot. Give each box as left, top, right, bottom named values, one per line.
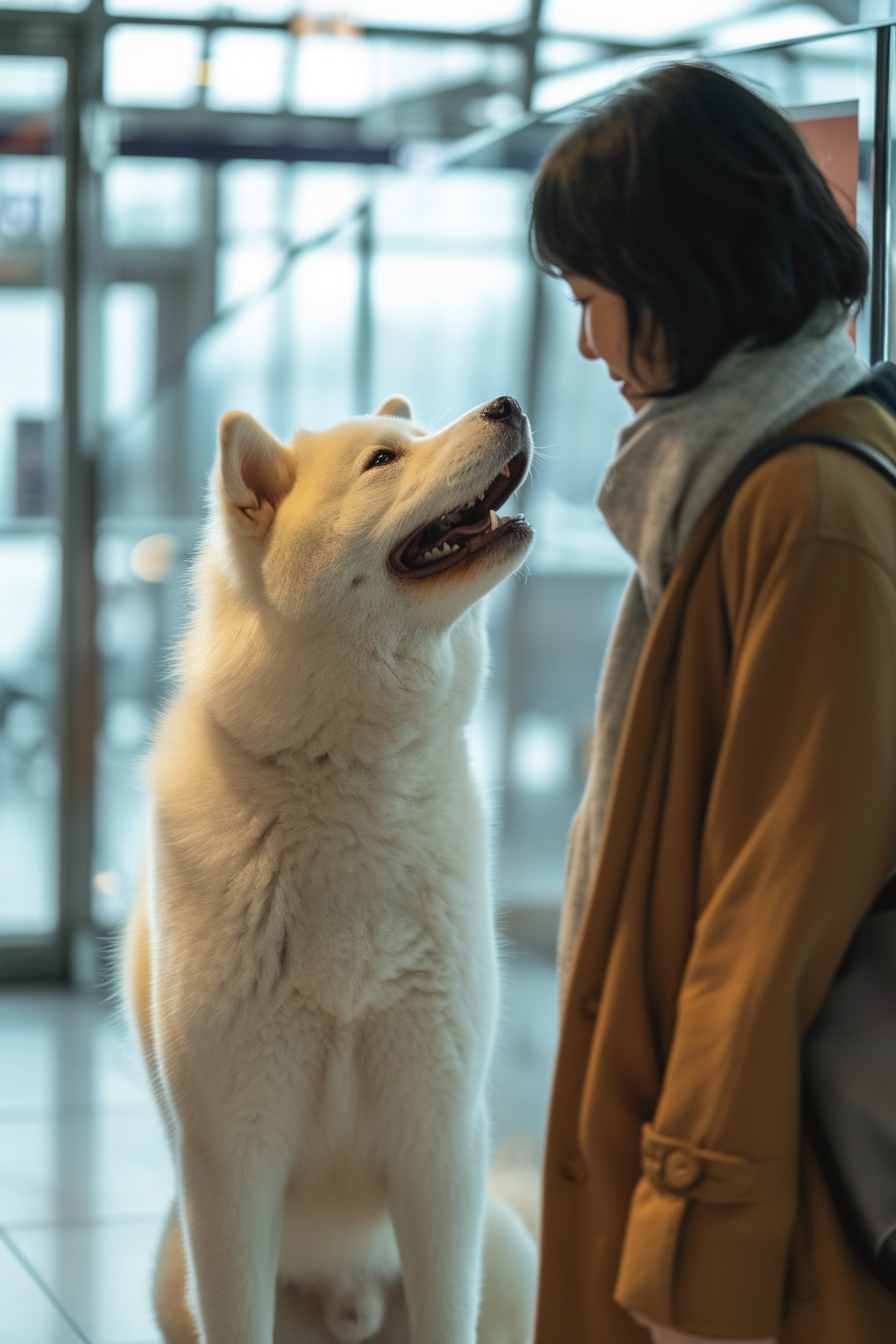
left=0, top=6, right=531, bottom=46
left=871, top=22, right=892, bottom=365
left=521, top=0, right=545, bottom=111
left=354, top=199, right=374, bottom=417
left=56, top=4, right=104, bottom=985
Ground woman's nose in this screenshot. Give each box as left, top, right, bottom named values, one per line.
left=579, top=312, right=598, bottom=360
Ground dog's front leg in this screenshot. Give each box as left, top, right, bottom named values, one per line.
left=388, top=1103, right=488, bottom=1344
left=175, top=1124, right=286, bottom=1344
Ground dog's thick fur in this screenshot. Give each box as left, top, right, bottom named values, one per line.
left=124, top=396, right=537, bottom=1344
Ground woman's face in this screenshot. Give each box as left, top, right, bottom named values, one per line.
left=564, top=274, right=671, bottom=411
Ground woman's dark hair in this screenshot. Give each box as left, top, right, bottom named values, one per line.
left=530, top=63, right=869, bottom=395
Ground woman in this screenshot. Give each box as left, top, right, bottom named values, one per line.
left=529, top=64, right=896, bottom=1344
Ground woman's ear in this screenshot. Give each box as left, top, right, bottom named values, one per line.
left=375, top=395, right=413, bottom=420
left=217, top=411, right=296, bottom=540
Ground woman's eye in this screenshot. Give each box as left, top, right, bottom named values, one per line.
left=365, top=449, right=397, bottom=470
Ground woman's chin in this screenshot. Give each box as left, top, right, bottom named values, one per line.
left=621, top=383, right=652, bottom=412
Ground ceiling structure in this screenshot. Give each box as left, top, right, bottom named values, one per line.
left=0, top=0, right=881, bottom=168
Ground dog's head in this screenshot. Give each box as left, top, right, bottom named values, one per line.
left=212, top=395, right=534, bottom=634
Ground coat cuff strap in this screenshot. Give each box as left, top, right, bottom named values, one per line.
left=640, top=1124, right=778, bottom=1204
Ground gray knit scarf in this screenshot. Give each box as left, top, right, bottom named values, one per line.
left=558, top=310, right=868, bottom=990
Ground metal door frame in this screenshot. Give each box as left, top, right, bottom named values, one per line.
left=0, top=9, right=99, bottom=980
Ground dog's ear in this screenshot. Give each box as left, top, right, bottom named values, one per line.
left=375, top=396, right=413, bottom=420
left=218, top=412, right=296, bottom=540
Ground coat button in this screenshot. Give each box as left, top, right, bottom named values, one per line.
left=579, top=991, right=601, bottom=1020
left=559, top=1152, right=587, bottom=1184
left=663, top=1148, right=702, bottom=1191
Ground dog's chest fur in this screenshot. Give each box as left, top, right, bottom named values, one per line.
left=150, top=683, right=492, bottom=1026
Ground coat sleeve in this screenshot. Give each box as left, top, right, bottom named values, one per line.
left=614, top=528, right=896, bottom=1338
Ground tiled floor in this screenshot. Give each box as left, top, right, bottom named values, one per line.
left=0, top=949, right=558, bottom=1344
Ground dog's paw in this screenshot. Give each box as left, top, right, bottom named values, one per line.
left=322, top=1276, right=386, bottom=1343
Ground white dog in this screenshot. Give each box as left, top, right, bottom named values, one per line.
left=124, top=394, right=537, bottom=1344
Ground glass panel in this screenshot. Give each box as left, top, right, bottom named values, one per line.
left=94, top=151, right=212, bottom=924
left=206, top=29, right=289, bottom=113
left=0, top=57, right=68, bottom=110
left=541, top=0, right=771, bottom=42
left=289, top=36, right=523, bottom=117
left=220, top=160, right=287, bottom=238
left=0, top=60, right=66, bottom=938
left=104, top=24, right=204, bottom=107
left=371, top=171, right=531, bottom=424
left=103, top=158, right=200, bottom=249
left=706, top=5, right=841, bottom=48
left=535, top=37, right=602, bottom=76
left=533, top=47, right=694, bottom=111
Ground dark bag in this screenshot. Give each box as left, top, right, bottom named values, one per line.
left=719, top=360, right=896, bottom=1294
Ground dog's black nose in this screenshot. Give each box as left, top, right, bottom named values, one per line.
left=481, top=396, right=521, bottom=422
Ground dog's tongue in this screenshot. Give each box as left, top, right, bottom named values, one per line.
left=446, top=516, right=493, bottom=540
left=409, top=512, right=496, bottom=568
left=430, top=514, right=495, bottom=554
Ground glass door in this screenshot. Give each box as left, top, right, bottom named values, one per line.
left=0, top=49, right=69, bottom=977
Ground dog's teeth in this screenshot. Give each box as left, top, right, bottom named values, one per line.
left=499, top=465, right=510, bottom=477
left=449, top=544, right=460, bottom=553
left=422, top=548, right=435, bottom=561
left=489, top=510, right=500, bottom=531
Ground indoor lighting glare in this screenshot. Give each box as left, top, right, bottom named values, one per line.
left=0, top=0, right=87, bottom=11
left=704, top=4, right=840, bottom=49
left=104, top=25, right=204, bottom=107
left=297, top=0, right=529, bottom=31
left=206, top=29, right=289, bottom=112
left=105, top=0, right=216, bottom=14
left=289, top=36, right=514, bottom=118
left=129, top=534, right=178, bottom=584
left=0, top=57, right=67, bottom=111
left=541, top=0, right=771, bottom=44
left=510, top=714, right=574, bottom=796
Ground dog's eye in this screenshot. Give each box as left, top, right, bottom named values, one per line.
left=365, top=448, right=397, bottom=470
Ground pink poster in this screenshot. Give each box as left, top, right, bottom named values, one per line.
left=791, top=101, right=859, bottom=340
left=791, top=100, right=859, bottom=226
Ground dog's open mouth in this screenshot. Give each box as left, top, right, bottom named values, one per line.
left=390, top=450, right=531, bottom=579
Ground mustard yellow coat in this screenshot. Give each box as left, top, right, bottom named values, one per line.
left=535, top=394, right=896, bottom=1343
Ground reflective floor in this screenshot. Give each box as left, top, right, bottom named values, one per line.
left=0, top=950, right=558, bottom=1344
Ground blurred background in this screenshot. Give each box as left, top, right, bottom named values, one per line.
left=3, top=0, right=893, bottom=984
left=1, top=3, right=895, bottom=1341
